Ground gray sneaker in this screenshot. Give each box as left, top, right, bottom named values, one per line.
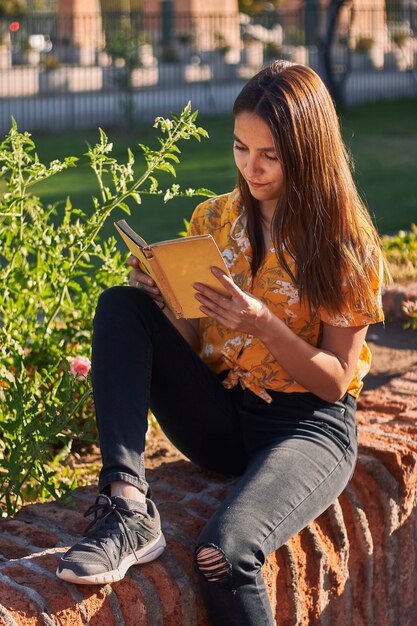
left=56, top=494, right=166, bottom=585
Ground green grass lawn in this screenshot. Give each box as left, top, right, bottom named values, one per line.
left=340, top=98, right=417, bottom=234
left=29, top=115, right=237, bottom=245
left=3, top=98, right=416, bottom=244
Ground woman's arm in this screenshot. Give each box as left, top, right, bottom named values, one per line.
left=255, top=314, right=367, bottom=402
left=194, top=267, right=368, bottom=402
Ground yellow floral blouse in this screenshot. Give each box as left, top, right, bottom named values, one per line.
left=188, top=190, right=384, bottom=403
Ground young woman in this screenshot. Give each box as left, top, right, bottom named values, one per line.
left=57, top=61, right=386, bottom=625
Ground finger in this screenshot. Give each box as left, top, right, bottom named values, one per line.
left=129, top=269, right=157, bottom=288
left=132, top=282, right=163, bottom=302
left=195, top=290, right=234, bottom=314
left=196, top=289, right=242, bottom=319
left=199, top=303, right=236, bottom=328
left=127, top=254, right=140, bottom=268
left=210, top=267, right=244, bottom=298
left=129, top=273, right=160, bottom=295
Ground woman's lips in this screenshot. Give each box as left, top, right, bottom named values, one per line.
left=248, top=180, right=268, bottom=189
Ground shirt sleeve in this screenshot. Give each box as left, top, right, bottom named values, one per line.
left=319, top=249, right=385, bottom=327
left=187, top=205, right=204, bottom=237
left=187, top=194, right=228, bottom=238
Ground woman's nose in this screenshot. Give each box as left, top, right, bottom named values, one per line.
left=244, top=155, right=262, bottom=178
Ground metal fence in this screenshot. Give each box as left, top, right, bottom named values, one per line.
left=0, top=5, right=416, bottom=133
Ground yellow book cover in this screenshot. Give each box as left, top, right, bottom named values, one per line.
left=114, top=219, right=232, bottom=319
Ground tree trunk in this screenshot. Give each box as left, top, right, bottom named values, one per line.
left=319, top=0, right=350, bottom=107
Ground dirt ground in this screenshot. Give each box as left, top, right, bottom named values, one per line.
left=362, top=320, right=417, bottom=390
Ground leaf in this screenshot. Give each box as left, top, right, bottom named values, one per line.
left=68, top=281, right=82, bottom=293
left=117, top=202, right=130, bottom=214
left=194, top=187, right=216, bottom=197
left=130, top=192, right=141, bottom=204
left=165, top=153, right=180, bottom=164
left=156, top=162, right=176, bottom=177
left=98, top=128, right=108, bottom=144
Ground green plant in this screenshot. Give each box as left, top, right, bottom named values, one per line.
left=177, top=32, right=194, bottom=47
left=42, top=54, right=60, bottom=70
left=382, top=224, right=417, bottom=284
left=392, top=32, right=409, bottom=48
left=214, top=32, right=231, bottom=55
left=105, top=21, right=150, bottom=70
left=0, top=0, right=27, bottom=17
left=0, top=105, right=214, bottom=517
left=355, top=36, right=375, bottom=52
left=264, top=41, right=283, bottom=60
left=402, top=297, right=417, bottom=330
left=20, top=37, right=32, bottom=52
left=284, top=28, right=305, bottom=46
left=160, top=43, right=181, bottom=64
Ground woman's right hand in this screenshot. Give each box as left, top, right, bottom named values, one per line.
left=127, top=255, right=165, bottom=308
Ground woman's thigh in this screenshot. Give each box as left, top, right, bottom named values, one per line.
left=197, top=394, right=357, bottom=575
left=126, top=293, right=248, bottom=474
left=93, top=286, right=247, bottom=475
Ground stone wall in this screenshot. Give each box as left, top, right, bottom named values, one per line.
left=1, top=369, right=417, bottom=625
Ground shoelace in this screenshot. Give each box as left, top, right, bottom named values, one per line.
left=83, top=495, right=141, bottom=562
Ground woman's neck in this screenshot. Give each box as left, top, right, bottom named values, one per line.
left=259, top=200, right=276, bottom=226
left=260, top=213, right=273, bottom=249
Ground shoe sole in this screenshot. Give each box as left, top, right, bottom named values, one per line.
left=56, top=532, right=166, bottom=585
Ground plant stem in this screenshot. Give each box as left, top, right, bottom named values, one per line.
left=43, top=116, right=189, bottom=335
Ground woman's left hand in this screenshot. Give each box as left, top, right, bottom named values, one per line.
left=194, top=267, right=271, bottom=336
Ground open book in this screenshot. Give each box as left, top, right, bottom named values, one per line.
left=114, top=219, right=232, bottom=319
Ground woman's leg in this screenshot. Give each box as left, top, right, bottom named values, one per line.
left=57, top=286, right=248, bottom=585
left=92, top=286, right=248, bottom=496
left=194, top=392, right=358, bottom=626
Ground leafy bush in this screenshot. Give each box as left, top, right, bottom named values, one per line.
left=355, top=36, right=375, bottom=52
left=392, top=32, right=409, bottom=48
left=382, top=224, right=417, bottom=284
left=382, top=224, right=417, bottom=332
left=0, top=105, right=213, bottom=516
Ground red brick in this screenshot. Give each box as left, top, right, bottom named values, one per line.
left=0, top=537, right=37, bottom=560
left=2, top=564, right=85, bottom=626
left=0, top=582, right=43, bottom=626
left=0, top=520, right=59, bottom=548
left=15, top=503, right=86, bottom=535
left=1, top=368, right=417, bottom=625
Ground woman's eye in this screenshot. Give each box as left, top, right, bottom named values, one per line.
left=233, top=144, right=245, bottom=151
left=265, top=153, right=279, bottom=161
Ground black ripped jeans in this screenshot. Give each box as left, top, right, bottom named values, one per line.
left=92, top=286, right=358, bottom=626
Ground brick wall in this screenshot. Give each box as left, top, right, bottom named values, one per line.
left=1, top=369, right=417, bottom=625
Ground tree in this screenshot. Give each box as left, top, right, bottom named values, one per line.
left=319, top=0, right=350, bottom=107
left=99, top=0, right=143, bottom=11
left=238, top=0, right=282, bottom=17
left=0, top=0, right=27, bottom=16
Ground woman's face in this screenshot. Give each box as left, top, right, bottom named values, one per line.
left=233, top=111, right=284, bottom=214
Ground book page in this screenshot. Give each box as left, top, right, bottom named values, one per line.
left=114, top=223, right=157, bottom=282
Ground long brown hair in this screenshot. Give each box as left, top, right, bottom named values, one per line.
left=233, top=60, right=388, bottom=316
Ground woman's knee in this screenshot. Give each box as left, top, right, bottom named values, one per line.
left=96, top=285, right=155, bottom=316
left=195, top=529, right=258, bottom=587
left=195, top=543, right=233, bottom=586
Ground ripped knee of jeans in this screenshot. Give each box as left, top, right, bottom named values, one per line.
left=195, top=543, right=232, bottom=585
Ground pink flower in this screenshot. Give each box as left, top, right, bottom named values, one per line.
left=402, top=299, right=417, bottom=318
left=69, top=356, right=91, bottom=380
